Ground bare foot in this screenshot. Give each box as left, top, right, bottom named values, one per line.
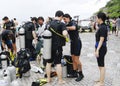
left=94, top=80, right=100, bottom=83
left=58, top=80, right=66, bottom=84
left=94, top=82, right=104, bottom=86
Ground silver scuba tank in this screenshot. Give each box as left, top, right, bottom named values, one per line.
left=0, top=69, right=11, bottom=86
left=0, top=69, right=3, bottom=79
left=43, top=30, right=52, bottom=60
left=19, top=27, right=25, bottom=49
left=0, top=80, right=10, bottom=86
left=61, top=59, right=67, bottom=78
left=0, top=55, right=8, bottom=69
left=11, top=79, right=23, bottom=86
left=3, top=69, right=11, bottom=83
left=7, top=61, right=16, bottom=82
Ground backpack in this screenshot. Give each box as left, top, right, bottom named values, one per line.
left=23, top=22, right=34, bottom=40
left=14, top=49, right=31, bottom=75
left=63, top=55, right=73, bottom=76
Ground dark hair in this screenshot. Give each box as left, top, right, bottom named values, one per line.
left=14, top=18, right=16, bottom=20
left=63, top=14, right=72, bottom=20
left=119, top=16, right=120, bottom=18
left=37, top=17, right=44, bottom=22
left=55, top=10, right=64, bottom=17
left=2, top=16, right=9, bottom=20
left=31, top=17, right=37, bottom=22
left=97, top=12, right=106, bottom=22
left=48, top=17, right=53, bottom=21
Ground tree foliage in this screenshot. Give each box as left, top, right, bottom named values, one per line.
left=97, top=0, right=120, bottom=18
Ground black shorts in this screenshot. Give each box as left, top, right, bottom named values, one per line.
left=47, top=47, right=62, bottom=65
left=71, top=39, right=82, bottom=56
left=96, top=46, right=107, bottom=67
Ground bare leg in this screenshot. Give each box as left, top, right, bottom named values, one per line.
left=56, top=64, right=65, bottom=84
left=71, top=55, right=78, bottom=70
left=99, top=67, right=105, bottom=84
left=94, top=67, right=105, bottom=86
left=46, top=63, right=52, bottom=83
left=74, top=56, right=82, bottom=71
left=74, top=56, right=84, bottom=82
left=116, top=29, right=119, bottom=36
left=12, top=43, right=17, bottom=54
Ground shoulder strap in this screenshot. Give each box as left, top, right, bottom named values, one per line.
left=50, top=28, right=69, bottom=42
left=50, top=27, right=65, bottom=38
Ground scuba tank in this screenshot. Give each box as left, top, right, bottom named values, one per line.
left=7, top=61, right=16, bottom=82
left=11, top=79, right=23, bottom=86
left=18, top=27, right=25, bottom=49
left=43, top=30, right=52, bottom=60
left=0, top=80, right=10, bottom=86
left=0, top=69, right=11, bottom=86
left=0, top=54, right=8, bottom=69
left=61, top=58, right=67, bottom=78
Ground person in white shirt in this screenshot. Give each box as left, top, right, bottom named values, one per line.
left=35, top=17, right=45, bottom=65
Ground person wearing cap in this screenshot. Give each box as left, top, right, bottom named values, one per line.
left=63, top=14, right=84, bottom=82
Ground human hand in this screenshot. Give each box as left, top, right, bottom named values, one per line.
left=95, top=50, right=99, bottom=58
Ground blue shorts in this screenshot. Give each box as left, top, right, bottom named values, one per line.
left=5, top=40, right=13, bottom=49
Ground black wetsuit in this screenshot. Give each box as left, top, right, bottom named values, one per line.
left=95, top=23, right=108, bottom=67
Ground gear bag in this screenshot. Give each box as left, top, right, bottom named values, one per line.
left=14, top=49, right=31, bottom=77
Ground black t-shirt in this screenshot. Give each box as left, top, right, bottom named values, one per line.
left=66, top=20, right=80, bottom=41
left=49, top=20, right=66, bottom=47
left=2, top=30, right=15, bottom=43
left=3, top=21, right=15, bottom=30
left=24, top=22, right=35, bottom=40
left=95, top=23, right=108, bottom=42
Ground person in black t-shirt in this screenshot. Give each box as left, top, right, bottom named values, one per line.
left=23, top=20, right=38, bottom=60
left=63, top=14, right=84, bottom=82
left=2, top=16, right=16, bottom=35
left=46, top=10, right=68, bottom=84
left=1, top=30, right=17, bottom=56
left=94, top=13, right=108, bottom=86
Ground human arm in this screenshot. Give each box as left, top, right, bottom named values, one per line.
left=66, top=26, right=76, bottom=30
left=95, top=26, right=107, bottom=57
left=95, top=37, right=104, bottom=57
